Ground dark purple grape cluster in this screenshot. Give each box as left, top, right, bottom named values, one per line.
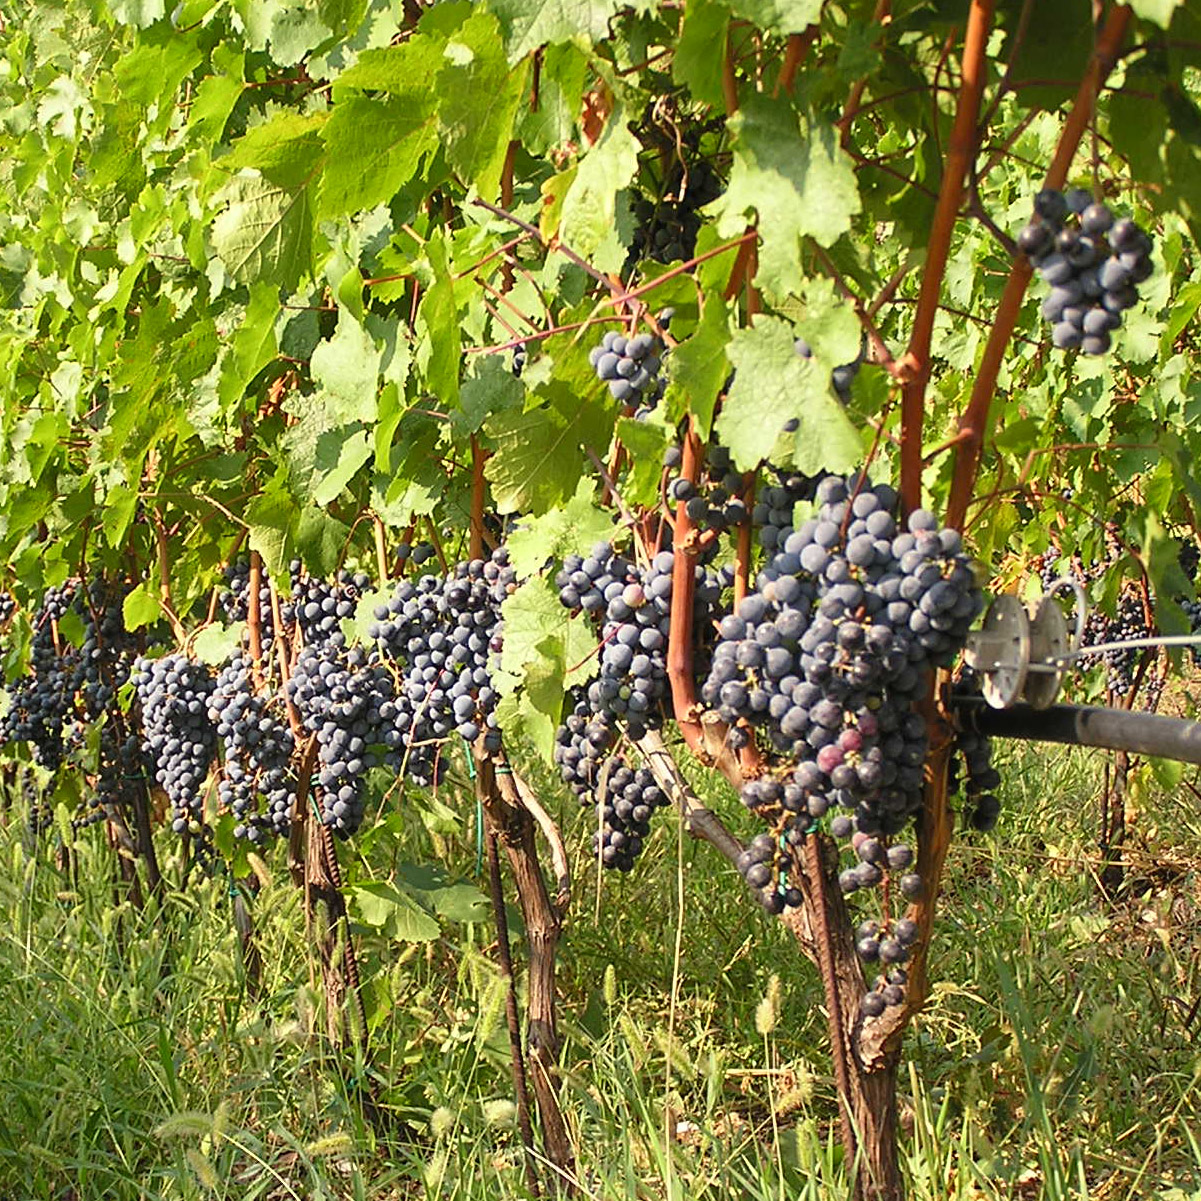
left=83, top=724, right=150, bottom=830
left=590, top=330, right=665, bottom=408
left=794, top=338, right=863, bottom=403
left=0, top=593, right=14, bottom=627
left=701, top=474, right=983, bottom=1015
left=132, top=654, right=218, bottom=838
left=553, top=541, right=723, bottom=867
left=629, top=160, right=723, bottom=265
left=1079, top=588, right=1150, bottom=697
left=76, top=578, right=140, bottom=720
left=282, top=564, right=373, bottom=648
left=0, top=584, right=83, bottom=770
left=554, top=703, right=670, bottom=870
left=949, top=727, right=1000, bottom=832
left=589, top=311, right=673, bottom=412
left=394, top=541, right=437, bottom=571
left=665, top=440, right=746, bottom=532
left=370, top=548, right=516, bottom=761
left=512, top=341, right=527, bottom=378
left=665, top=441, right=817, bottom=544
left=1179, top=538, right=1200, bottom=584
left=210, top=653, right=296, bottom=843
left=1018, top=187, right=1154, bottom=356
left=23, top=768, right=53, bottom=838
left=288, top=641, right=395, bottom=837
left=0, top=578, right=150, bottom=832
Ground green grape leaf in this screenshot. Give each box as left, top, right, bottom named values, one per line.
left=664, top=294, right=732, bottom=436
left=123, top=582, right=164, bottom=631
left=415, top=234, right=461, bottom=410
left=319, top=93, right=436, bottom=220
left=109, top=0, right=166, bottom=28
left=726, top=0, right=821, bottom=35
left=435, top=13, right=527, bottom=197
left=673, top=0, right=729, bottom=107
left=295, top=506, right=352, bottom=578
left=246, top=483, right=297, bottom=578
left=506, top=478, right=615, bottom=578
left=711, top=97, right=860, bottom=300
left=483, top=388, right=612, bottom=515
left=101, top=483, right=140, bottom=550
left=615, top=416, right=673, bottom=508
left=311, top=426, right=373, bottom=505
left=193, top=622, right=248, bottom=666
left=348, top=881, right=441, bottom=941
left=1125, top=0, right=1182, bottom=28
left=333, top=36, right=445, bottom=93
left=498, top=576, right=598, bottom=759
left=559, top=110, right=640, bottom=267
left=487, top=0, right=620, bottom=62
left=269, top=5, right=334, bottom=66
left=309, top=312, right=382, bottom=425
left=210, top=173, right=314, bottom=292
left=717, top=317, right=861, bottom=473
left=499, top=574, right=598, bottom=688
left=518, top=41, right=587, bottom=153
left=456, top=354, right=524, bottom=433
left=187, top=56, right=246, bottom=149
left=218, top=280, right=280, bottom=410
left=222, top=112, right=327, bottom=190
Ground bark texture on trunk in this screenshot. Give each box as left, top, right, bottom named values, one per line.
left=477, top=751, right=575, bottom=1191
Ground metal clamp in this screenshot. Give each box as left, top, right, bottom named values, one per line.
left=964, top=580, right=1085, bottom=710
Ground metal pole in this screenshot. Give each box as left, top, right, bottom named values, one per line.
left=954, top=696, right=1201, bottom=766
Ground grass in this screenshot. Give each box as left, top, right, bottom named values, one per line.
left=2, top=736, right=1201, bottom=1199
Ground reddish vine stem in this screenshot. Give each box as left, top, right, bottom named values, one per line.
left=721, top=28, right=739, bottom=115
left=395, top=522, right=416, bottom=578
left=898, top=0, right=995, bottom=513
left=316, top=820, right=371, bottom=1047
left=861, top=707, right=955, bottom=1055
left=666, top=421, right=705, bottom=754
left=424, top=516, right=450, bottom=573
left=775, top=26, right=819, bottom=96
left=152, top=511, right=187, bottom=643
left=733, top=473, right=755, bottom=608
left=469, top=437, right=488, bottom=562
left=945, top=1, right=1134, bottom=531
left=836, top=0, right=893, bottom=142
left=247, top=551, right=264, bottom=688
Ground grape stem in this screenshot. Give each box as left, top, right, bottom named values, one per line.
left=945, top=1, right=1134, bottom=531
left=472, top=197, right=619, bottom=295
left=898, top=0, right=994, bottom=514
left=775, top=26, right=819, bottom=97
left=247, top=551, right=264, bottom=690
left=469, top=437, right=488, bottom=562
left=372, top=515, right=391, bottom=583
left=666, top=420, right=706, bottom=755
